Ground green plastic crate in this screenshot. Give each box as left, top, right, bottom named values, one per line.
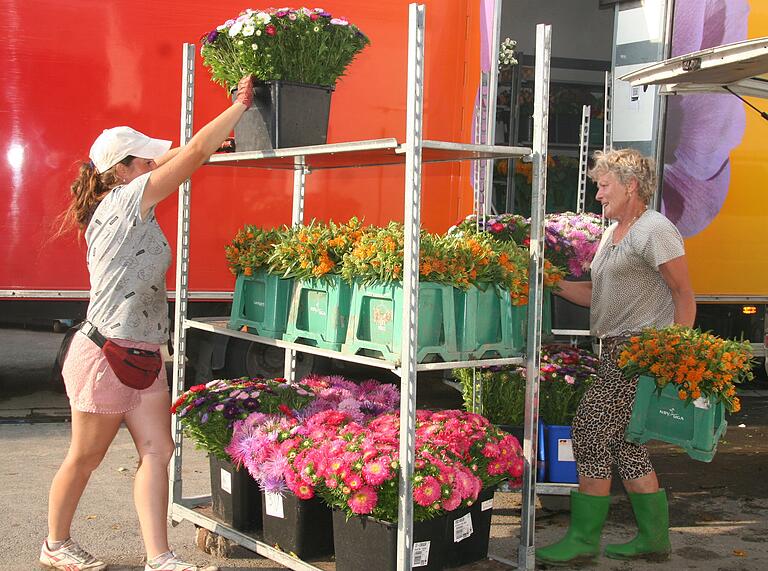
left=229, top=270, right=293, bottom=338
left=282, top=275, right=353, bottom=351
left=454, top=285, right=522, bottom=359
left=342, top=281, right=460, bottom=363
left=625, top=375, right=727, bottom=462
left=512, top=290, right=553, bottom=349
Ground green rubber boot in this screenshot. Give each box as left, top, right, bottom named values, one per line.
left=535, top=491, right=611, bottom=566
left=605, top=489, right=671, bottom=561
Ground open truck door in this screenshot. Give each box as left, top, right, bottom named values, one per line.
left=620, top=36, right=768, bottom=377
left=620, top=36, right=768, bottom=98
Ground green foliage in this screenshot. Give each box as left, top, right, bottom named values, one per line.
left=454, top=367, right=526, bottom=426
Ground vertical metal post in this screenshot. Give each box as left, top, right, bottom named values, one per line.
left=283, top=155, right=306, bottom=383
left=603, top=71, right=612, bottom=153
left=576, top=105, right=591, bottom=214
left=482, top=0, right=503, bottom=217
left=474, top=71, right=489, bottom=226
left=397, top=4, right=425, bottom=571
left=519, top=24, right=551, bottom=571
left=653, top=0, right=675, bottom=212
left=169, top=43, right=195, bottom=508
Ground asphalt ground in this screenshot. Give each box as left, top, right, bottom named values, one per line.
left=2, top=326, right=768, bottom=570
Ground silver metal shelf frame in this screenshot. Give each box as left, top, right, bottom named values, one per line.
left=169, top=5, right=552, bottom=571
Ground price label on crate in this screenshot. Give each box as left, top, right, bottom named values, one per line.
left=453, top=513, right=473, bottom=542
left=412, top=541, right=431, bottom=567
left=558, top=438, right=575, bottom=462
left=482, top=498, right=494, bottom=512
left=220, top=468, right=232, bottom=494
left=264, top=491, right=285, bottom=519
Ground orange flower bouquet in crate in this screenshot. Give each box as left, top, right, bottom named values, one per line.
left=618, top=325, right=754, bottom=461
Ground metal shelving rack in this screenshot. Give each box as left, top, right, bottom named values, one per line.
left=168, top=6, right=552, bottom=571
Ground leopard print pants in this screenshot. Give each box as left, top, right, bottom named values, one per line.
left=571, top=338, right=654, bottom=481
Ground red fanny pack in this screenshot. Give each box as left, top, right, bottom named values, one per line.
left=82, top=322, right=162, bottom=390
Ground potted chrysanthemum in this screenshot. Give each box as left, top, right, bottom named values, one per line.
left=200, top=7, right=370, bottom=150
left=171, top=376, right=315, bottom=532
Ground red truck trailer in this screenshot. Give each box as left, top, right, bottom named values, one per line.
left=0, top=0, right=484, bottom=376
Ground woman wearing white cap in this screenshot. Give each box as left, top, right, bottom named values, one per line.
left=40, top=76, right=254, bottom=571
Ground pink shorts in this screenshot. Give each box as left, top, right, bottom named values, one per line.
left=62, top=331, right=169, bottom=414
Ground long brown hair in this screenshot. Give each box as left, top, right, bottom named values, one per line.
left=54, top=156, right=135, bottom=238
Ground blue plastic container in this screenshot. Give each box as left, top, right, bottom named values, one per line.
left=545, top=425, right=578, bottom=483
left=537, top=419, right=547, bottom=482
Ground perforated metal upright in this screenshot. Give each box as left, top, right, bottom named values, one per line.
left=518, top=24, right=552, bottom=571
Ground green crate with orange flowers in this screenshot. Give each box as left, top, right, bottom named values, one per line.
left=618, top=325, right=754, bottom=462
left=225, top=225, right=290, bottom=337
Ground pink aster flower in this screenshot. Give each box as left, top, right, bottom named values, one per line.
left=348, top=486, right=378, bottom=514
left=413, top=476, right=442, bottom=507
left=362, top=458, right=392, bottom=486
left=294, top=481, right=314, bottom=500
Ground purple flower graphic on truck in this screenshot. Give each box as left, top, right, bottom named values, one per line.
left=661, top=0, right=749, bottom=237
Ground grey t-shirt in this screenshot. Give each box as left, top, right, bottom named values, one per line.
left=590, top=210, right=685, bottom=338
left=85, top=172, right=171, bottom=343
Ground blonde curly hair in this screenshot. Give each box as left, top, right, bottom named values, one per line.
left=588, top=148, right=656, bottom=203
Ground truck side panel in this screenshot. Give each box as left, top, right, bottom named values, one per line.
left=0, top=0, right=480, bottom=296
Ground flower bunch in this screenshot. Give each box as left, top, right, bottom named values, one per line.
left=453, top=213, right=529, bottom=246
left=453, top=211, right=602, bottom=279
left=224, top=225, right=280, bottom=276
left=617, top=325, right=754, bottom=413
left=298, top=375, right=400, bottom=422
left=226, top=376, right=400, bottom=494
left=299, top=410, right=523, bottom=522
left=269, top=217, right=364, bottom=280
left=538, top=345, right=598, bottom=425
left=499, top=37, right=518, bottom=67
left=543, top=212, right=603, bottom=277
left=171, top=377, right=315, bottom=459
left=200, top=7, right=370, bottom=91
left=414, top=409, right=524, bottom=489
left=340, top=222, right=405, bottom=284
left=454, top=344, right=598, bottom=426
left=341, top=223, right=530, bottom=293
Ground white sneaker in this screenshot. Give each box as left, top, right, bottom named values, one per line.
left=39, top=538, right=107, bottom=570
left=144, top=552, right=218, bottom=571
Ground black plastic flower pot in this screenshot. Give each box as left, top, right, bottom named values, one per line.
left=208, top=455, right=263, bottom=532
left=550, top=275, right=590, bottom=331
left=332, top=510, right=447, bottom=571
left=261, top=491, right=334, bottom=559
left=232, top=80, right=334, bottom=151
left=442, top=486, right=496, bottom=567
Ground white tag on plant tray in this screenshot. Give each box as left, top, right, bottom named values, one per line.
left=453, top=513, right=473, bottom=542
left=264, top=491, right=285, bottom=519
left=220, top=468, right=232, bottom=495
left=693, top=396, right=711, bottom=409
left=481, top=498, right=494, bottom=511
left=558, top=439, right=575, bottom=462
left=412, top=541, right=430, bottom=567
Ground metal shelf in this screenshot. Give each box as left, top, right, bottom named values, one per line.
left=206, top=138, right=532, bottom=170
left=170, top=6, right=553, bottom=571
left=170, top=503, right=328, bottom=571
left=186, top=317, right=524, bottom=373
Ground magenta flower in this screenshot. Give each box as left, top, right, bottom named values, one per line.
left=661, top=0, right=749, bottom=237
left=348, top=486, right=378, bottom=514
left=414, top=476, right=442, bottom=507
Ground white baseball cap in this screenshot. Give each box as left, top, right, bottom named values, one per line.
left=89, top=126, right=172, bottom=173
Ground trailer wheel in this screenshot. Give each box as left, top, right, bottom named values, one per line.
left=221, top=338, right=330, bottom=379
